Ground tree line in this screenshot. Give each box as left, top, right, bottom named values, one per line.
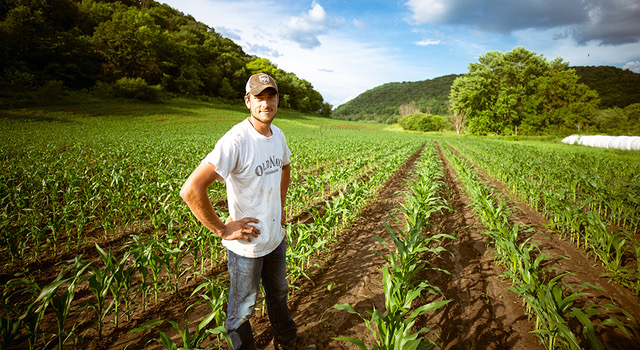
left=449, top=47, right=639, bottom=135
left=333, top=49, right=639, bottom=136
left=333, top=75, right=458, bottom=124
left=0, top=0, right=331, bottom=115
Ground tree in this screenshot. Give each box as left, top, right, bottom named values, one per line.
left=0, top=0, right=100, bottom=89
left=449, top=47, right=600, bottom=135
left=451, top=108, right=465, bottom=134
left=91, top=8, right=164, bottom=83
left=399, top=103, right=419, bottom=116
left=529, top=66, right=599, bottom=132
left=398, top=113, right=445, bottom=132
left=319, top=102, right=333, bottom=117
left=246, top=58, right=277, bottom=77
left=218, top=77, right=236, bottom=99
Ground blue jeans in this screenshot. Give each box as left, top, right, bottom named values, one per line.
left=225, top=239, right=297, bottom=349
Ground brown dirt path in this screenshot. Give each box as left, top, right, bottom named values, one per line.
left=250, top=147, right=421, bottom=349
left=413, top=144, right=542, bottom=350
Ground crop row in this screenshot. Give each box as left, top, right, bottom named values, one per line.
left=440, top=143, right=638, bottom=349
left=130, top=142, right=419, bottom=349
left=333, top=142, right=455, bottom=349
left=439, top=137, right=640, bottom=296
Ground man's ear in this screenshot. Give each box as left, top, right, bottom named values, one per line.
left=244, top=95, right=251, bottom=109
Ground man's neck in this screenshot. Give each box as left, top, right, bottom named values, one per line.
left=248, top=116, right=272, bottom=137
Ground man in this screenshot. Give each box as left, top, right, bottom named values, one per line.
left=180, top=73, right=311, bottom=349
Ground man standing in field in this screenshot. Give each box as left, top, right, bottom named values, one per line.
left=180, top=73, right=311, bottom=350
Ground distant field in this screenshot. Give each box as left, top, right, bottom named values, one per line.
left=1, top=100, right=639, bottom=349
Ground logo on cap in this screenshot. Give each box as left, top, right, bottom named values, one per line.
left=259, top=75, right=270, bottom=84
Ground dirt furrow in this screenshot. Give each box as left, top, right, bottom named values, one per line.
left=250, top=141, right=545, bottom=350
left=442, top=142, right=640, bottom=349
left=414, top=144, right=541, bottom=350
left=250, top=146, right=424, bottom=349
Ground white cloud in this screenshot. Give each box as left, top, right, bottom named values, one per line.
left=216, top=26, right=242, bottom=41
left=245, top=43, right=281, bottom=58
left=352, top=19, right=366, bottom=30
left=404, top=0, right=449, bottom=24
left=159, top=0, right=423, bottom=107
left=274, top=34, right=424, bottom=106
left=416, top=39, right=441, bottom=46
left=623, top=61, right=640, bottom=73
left=281, top=1, right=342, bottom=49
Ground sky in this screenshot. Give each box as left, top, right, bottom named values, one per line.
left=160, top=0, right=640, bottom=108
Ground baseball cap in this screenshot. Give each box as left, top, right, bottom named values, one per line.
left=245, top=73, right=279, bottom=96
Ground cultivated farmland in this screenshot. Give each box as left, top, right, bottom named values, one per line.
left=1, top=101, right=639, bottom=349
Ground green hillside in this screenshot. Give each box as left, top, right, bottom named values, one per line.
left=333, top=66, right=640, bottom=124
left=332, top=74, right=459, bottom=123
left=0, top=0, right=330, bottom=114
left=573, top=66, right=640, bottom=109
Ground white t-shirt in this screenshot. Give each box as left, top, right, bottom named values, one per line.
left=203, top=118, right=291, bottom=258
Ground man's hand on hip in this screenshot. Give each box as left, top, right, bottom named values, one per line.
left=222, top=217, right=261, bottom=242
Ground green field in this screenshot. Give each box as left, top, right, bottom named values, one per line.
left=2, top=100, right=640, bottom=349
left=0, top=100, right=425, bottom=265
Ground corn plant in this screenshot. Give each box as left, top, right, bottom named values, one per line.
left=33, top=256, right=92, bottom=350
left=128, top=234, right=167, bottom=308
left=155, top=235, right=190, bottom=293
left=1, top=309, right=25, bottom=349
left=129, top=309, right=232, bottom=350
left=285, top=222, right=331, bottom=284
left=1, top=279, right=38, bottom=349
left=113, top=264, right=136, bottom=324
left=86, top=244, right=132, bottom=338
left=333, top=262, right=450, bottom=350
left=187, top=275, right=229, bottom=335
left=333, top=291, right=449, bottom=350
left=332, top=147, right=453, bottom=349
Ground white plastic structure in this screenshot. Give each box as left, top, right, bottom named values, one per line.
left=561, top=135, right=640, bottom=150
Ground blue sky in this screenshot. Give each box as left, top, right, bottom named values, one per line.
left=160, top=0, right=640, bottom=108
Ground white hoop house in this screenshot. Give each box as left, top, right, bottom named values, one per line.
left=562, top=135, right=640, bottom=150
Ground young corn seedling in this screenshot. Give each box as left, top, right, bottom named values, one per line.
left=1, top=305, right=26, bottom=349
left=1, top=281, right=35, bottom=349
left=34, top=256, right=92, bottom=350
left=332, top=266, right=450, bottom=350
left=187, top=275, right=229, bottom=331
left=2, top=278, right=44, bottom=350
left=86, top=244, right=118, bottom=339
left=129, top=308, right=232, bottom=350
left=155, top=235, right=189, bottom=293
left=86, top=243, right=132, bottom=337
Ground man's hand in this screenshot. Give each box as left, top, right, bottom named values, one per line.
left=222, top=217, right=261, bottom=242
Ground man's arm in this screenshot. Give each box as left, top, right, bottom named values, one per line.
left=280, top=163, right=291, bottom=226
left=180, top=162, right=260, bottom=241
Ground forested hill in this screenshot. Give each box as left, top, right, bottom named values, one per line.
left=333, top=66, right=639, bottom=123
left=332, top=74, right=459, bottom=123
left=0, top=0, right=329, bottom=114
left=573, top=66, right=640, bottom=108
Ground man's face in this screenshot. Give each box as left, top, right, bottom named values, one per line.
left=245, top=88, right=278, bottom=124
